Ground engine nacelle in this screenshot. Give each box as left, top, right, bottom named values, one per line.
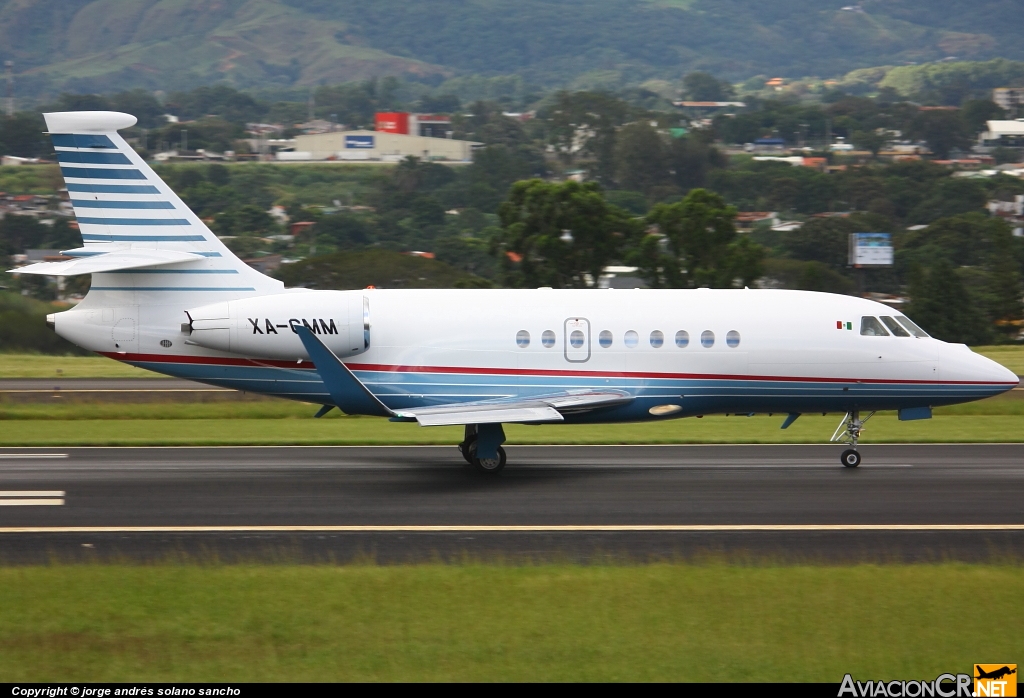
left=185, top=290, right=369, bottom=360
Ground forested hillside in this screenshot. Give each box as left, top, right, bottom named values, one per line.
left=1, top=0, right=1022, bottom=97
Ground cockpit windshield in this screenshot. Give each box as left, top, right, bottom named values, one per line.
left=879, top=316, right=910, bottom=337
left=860, top=316, right=889, bottom=336
left=895, top=315, right=929, bottom=338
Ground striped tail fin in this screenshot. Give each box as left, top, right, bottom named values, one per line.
left=25, top=111, right=282, bottom=303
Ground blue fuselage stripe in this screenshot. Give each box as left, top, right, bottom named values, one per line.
left=122, top=360, right=1011, bottom=416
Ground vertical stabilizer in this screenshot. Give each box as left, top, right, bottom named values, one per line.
left=42, top=111, right=283, bottom=305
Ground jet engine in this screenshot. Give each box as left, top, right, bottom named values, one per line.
left=184, top=290, right=369, bottom=360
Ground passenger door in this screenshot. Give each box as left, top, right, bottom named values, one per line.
left=564, top=317, right=591, bottom=363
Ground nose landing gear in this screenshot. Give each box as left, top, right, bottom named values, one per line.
left=831, top=410, right=874, bottom=468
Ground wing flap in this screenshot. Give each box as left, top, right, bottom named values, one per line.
left=407, top=405, right=563, bottom=427
left=9, top=249, right=206, bottom=276
left=394, top=390, right=631, bottom=426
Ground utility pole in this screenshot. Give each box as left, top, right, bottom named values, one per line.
left=181, top=128, right=187, bottom=154
left=4, top=60, right=13, bottom=117
left=308, top=88, right=315, bottom=122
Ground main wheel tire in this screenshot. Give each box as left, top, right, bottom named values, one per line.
left=458, top=436, right=476, bottom=465
left=841, top=449, right=861, bottom=468
left=469, top=443, right=506, bottom=474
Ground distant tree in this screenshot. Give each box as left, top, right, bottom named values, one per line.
left=682, top=72, right=734, bottom=102
left=316, top=213, right=375, bottom=248
left=907, top=110, right=970, bottom=158
left=906, top=259, right=990, bottom=344
left=56, top=93, right=111, bottom=111
left=668, top=132, right=726, bottom=191
left=906, top=178, right=987, bottom=224
left=780, top=217, right=853, bottom=271
left=851, top=129, right=887, bottom=157
left=613, top=121, right=668, bottom=195
left=0, top=112, right=49, bottom=157
left=418, top=93, right=461, bottom=113
left=633, top=188, right=764, bottom=288
left=494, top=179, right=638, bottom=288
left=545, top=91, right=632, bottom=180
left=961, top=99, right=1006, bottom=134
left=110, top=90, right=166, bottom=129
left=0, top=215, right=48, bottom=254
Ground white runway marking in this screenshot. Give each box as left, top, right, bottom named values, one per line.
left=0, top=491, right=65, bottom=506
left=0, top=454, right=68, bottom=459
left=0, top=524, right=1020, bottom=533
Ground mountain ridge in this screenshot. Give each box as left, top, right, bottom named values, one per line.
left=1, top=0, right=1021, bottom=97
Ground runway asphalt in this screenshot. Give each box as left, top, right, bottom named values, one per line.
left=0, top=444, right=1021, bottom=563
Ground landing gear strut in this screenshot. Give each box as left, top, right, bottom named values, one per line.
left=458, top=425, right=476, bottom=465
left=831, top=410, right=874, bottom=468
left=458, top=424, right=507, bottom=474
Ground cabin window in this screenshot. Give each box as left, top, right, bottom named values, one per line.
left=650, top=330, right=664, bottom=348
left=726, top=330, right=741, bottom=348
left=569, top=329, right=585, bottom=349
left=675, top=330, right=689, bottom=348
left=542, top=330, right=556, bottom=348
left=516, top=330, right=530, bottom=348
left=701, top=330, right=715, bottom=348
left=879, top=316, right=910, bottom=337
left=599, top=330, right=613, bottom=348
left=860, top=316, right=889, bottom=336
left=624, top=330, right=639, bottom=348
left=896, top=315, right=930, bottom=338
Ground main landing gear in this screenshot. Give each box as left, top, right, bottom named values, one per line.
left=831, top=410, right=874, bottom=468
left=458, top=424, right=507, bottom=474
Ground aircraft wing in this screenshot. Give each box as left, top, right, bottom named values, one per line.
left=293, top=325, right=632, bottom=425
left=392, top=390, right=632, bottom=426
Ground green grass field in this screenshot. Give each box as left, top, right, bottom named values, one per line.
left=0, top=562, right=1016, bottom=681
left=0, top=353, right=164, bottom=378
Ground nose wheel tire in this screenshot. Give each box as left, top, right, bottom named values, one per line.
left=468, top=442, right=506, bottom=474
left=841, top=449, right=861, bottom=468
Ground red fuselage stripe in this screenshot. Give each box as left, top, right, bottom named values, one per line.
left=100, top=352, right=1017, bottom=387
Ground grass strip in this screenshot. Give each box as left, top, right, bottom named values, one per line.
left=0, top=354, right=162, bottom=379
left=0, top=562, right=1017, bottom=682
left=3, top=413, right=1024, bottom=446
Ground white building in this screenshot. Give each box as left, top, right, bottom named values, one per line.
left=993, top=88, right=1024, bottom=113
left=290, top=130, right=480, bottom=162
left=980, top=120, right=1024, bottom=147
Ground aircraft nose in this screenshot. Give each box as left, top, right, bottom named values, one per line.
left=940, top=343, right=1019, bottom=388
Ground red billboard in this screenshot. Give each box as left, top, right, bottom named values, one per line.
left=375, top=112, right=409, bottom=134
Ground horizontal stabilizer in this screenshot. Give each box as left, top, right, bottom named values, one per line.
left=8, top=248, right=206, bottom=276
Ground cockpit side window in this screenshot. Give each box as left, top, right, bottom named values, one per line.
left=860, top=316, right=889, bottom=336
left=879, top=316, right=910, bottom=337
left=895, top=315, right=930, bottom=338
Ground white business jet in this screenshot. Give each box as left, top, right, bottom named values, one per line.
left=10, top=112, right=1018, bottom=472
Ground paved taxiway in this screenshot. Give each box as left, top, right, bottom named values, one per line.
left=0, top=444, right=1021, bottom=563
